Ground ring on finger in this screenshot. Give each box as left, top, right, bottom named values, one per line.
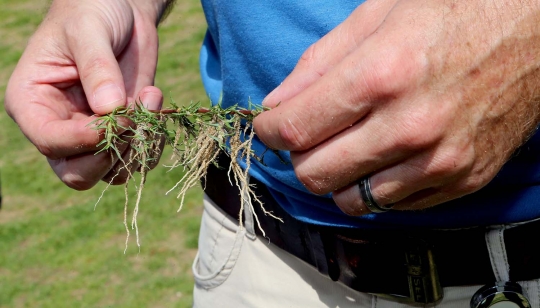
left=358, top=177, right=394, bottom=213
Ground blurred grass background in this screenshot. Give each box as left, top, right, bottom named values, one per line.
left=0, top=1, right=208, bottom=307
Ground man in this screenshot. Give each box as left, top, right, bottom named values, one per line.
left=5, top=0, right=540, bottom=307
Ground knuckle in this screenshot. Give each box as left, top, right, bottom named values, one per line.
left=35, top=142, right=57, bottom=160
left=61, top=174, right=94, bottom=191
left=298, top=44, right=317, bottom=69
left=297, top=44, right=325, bottom=77
left=454, top=165, right=495, bottom=196
left=458, top=176, right=489, bottom=195
left=427, top=146, right=475, bottom=179
left=302, top=179, right=327, bottom=195
left=372, top=185, right=397, bottom=206
left=79, top=56, right=111, bottom=81
left=364, top=52, right=406, bottom=94
left=393, top=122, right=438, bottom=151
left=296, top=170, right=323, bottom=194
left=277, top=113, right=314, bottom=150
left=333, top=187, right=372, bottom=216
left=295, top=163, right=329, bottom=195
left=369, top=61, right=398, bottom=93
left=391, top=105, right=448, bottom=151
left=440, top=176, right=487, bottom=202
left=335, top=201, right=364, bottom=216
left=363, top=46, right=426, bottom=96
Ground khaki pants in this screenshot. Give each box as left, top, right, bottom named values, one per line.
left=193, top=195, right=540, bottom=308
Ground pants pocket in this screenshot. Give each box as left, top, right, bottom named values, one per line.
left=192, top=195, right=245, bottom=290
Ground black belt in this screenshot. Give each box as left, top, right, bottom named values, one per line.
left=203, top=154, right=540, bottom=304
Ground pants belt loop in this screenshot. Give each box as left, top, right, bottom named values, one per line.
left=486, top=226, right=510, bottom=282
left=306, top=226, right=330, bottom=277
left=319, top=231, right=341, bottom=282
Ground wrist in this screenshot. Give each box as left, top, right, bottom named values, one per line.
left=128, top=0, right=176, bottom=25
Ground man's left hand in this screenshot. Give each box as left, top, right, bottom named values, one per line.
left=254, top=0, right=540, bottom=215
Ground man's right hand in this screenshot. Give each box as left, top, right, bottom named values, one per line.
left=4, top=0, right=170, bottom=190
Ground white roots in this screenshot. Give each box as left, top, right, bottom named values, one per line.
left=101, top=114, right=281, bottom=252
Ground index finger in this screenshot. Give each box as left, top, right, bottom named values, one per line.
left=9, top=86, right=128, bottom=160
left=254, top=24, right=421, bottom=152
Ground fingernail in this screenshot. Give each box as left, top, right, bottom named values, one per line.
left=94, top=84, right=124, bottom=108
left=140, top=92, right=163, bottom=110
left=262, top=83, right=281, bottom=107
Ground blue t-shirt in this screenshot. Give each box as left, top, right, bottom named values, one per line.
left=199, top=0, right=540, bottom=229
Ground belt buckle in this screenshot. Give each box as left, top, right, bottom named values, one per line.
left=378, top=238, right=443, bottom=305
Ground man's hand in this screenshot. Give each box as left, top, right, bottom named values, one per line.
left=254, top=0, right=540, bottom=215
left=4, top=0, right=171, bottom=190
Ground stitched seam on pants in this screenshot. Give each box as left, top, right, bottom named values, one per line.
left=498, top=228, right=509, bottom=275
left=208, top=214, right=227, bottom=270
left=486, top=231, right=501, bottom=281
left=535, top=279, right=540, bottom=303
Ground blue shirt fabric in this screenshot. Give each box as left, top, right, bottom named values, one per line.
left=198, top=0, right=540, bottom=229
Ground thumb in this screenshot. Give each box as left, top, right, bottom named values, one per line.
left=68, top=19, right=132, bottom=115
left=138, top=86, right=163, bottom=110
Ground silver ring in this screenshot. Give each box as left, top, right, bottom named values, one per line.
left=358, top=177, right=392, bottom=213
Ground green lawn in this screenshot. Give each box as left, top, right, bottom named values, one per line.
left=0, top=1, right=208, bottom=307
